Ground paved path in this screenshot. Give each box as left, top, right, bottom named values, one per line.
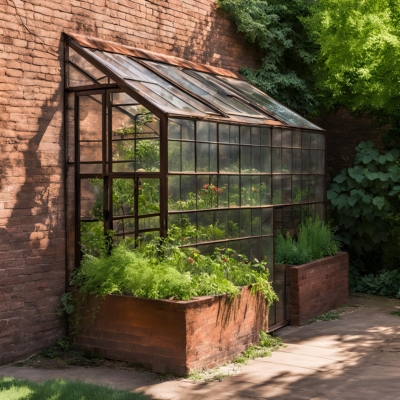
left=1, top=294, right=400, bottom=399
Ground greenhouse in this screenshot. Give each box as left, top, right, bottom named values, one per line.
left=64, top=33, right=326, bottom=328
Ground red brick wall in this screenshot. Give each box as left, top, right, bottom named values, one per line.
left=0, top=0, right=260, bottom=364
left=74, top=287, right=267, bottom=375
left=288, top=252, right=349, bottom=326
left=313, top=109, right=385, bottom=181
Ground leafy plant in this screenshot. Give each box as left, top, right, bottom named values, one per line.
left=352, top=269, right=400, bottom=298
left=73, top=241, right=278, bottom=304
left=232, top=331, right=283, bottom=365
left=327, top=141, right=400, bottom=257
left=217, top=0, right=319, bottom=116
left=275, top=215, right=340, bottom=265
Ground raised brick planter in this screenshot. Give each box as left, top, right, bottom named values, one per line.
left=287, top=252, right=349, bottom=325
left=73, top=286, right=267, bottom=375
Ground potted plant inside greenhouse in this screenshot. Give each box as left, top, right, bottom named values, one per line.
left=62, top=33, right=345, bottom=374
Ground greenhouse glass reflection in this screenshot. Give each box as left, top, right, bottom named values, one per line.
left=64, top=33, right=326, bottom=329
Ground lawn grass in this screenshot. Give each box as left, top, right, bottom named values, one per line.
left=0, top=376, right=152, bottom=400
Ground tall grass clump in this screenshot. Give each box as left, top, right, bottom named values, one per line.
left=275, top=216, right=340, bottom=265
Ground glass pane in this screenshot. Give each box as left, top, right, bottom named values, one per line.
left=251, top=147, right=261, bottom=173
left=293, top=130, right=302, bottom=148
left=80, top=141, right=102, bottom=163
left=228, top=209, right=240, bottom=238
left=272, top=176, right=282, bottom=204
left=113, top=179, right=135, bottom=216
left=252, top=176, right=261, bottom=206
left=139, top=216, right=159, bottom=230
left=80, top=164, right=103, bottom=174
left=292, top=175, right=302, bottom=204
left=302, top=132, right=311, bottom=148
left=138, top=178, right=160, bottom=215
left=182, top=70, right=266, bottom=117
left=113, top=217, right=135, bottom=237
left=215, top=210, right=228, bottom=240
left=282, top=129, right=292, bottom=147
left=181, top=175, right=197, bottom=210
left=302, top=150, right=311, bottom=174
left=293, top=149, right=302, bottom=174
left=197, top=121, right=217, bottom=142
left=218, top=175, right=229, bottom=208
left=112, top=92, right=139, bottom=105
left=301, top=175, right=309, bottom=203
left=261, top=147, right=271, bottom=173
left=241, top=146, right=251, bottom=173
left=168, top=175, right=181, bottom=210
left=241, top=176, right=252, bottom=206
left=282, top=176, right=292, bottom=204
left=220, top=145, right=239, bottom=172
left=230, top=125, right=240, bottom=143
left=216, top=76, right=322, bottom=130
left=282, top=149, right=292, bottom=174
left=68, top=64, right=94, bottom=87
left=229, top=175, right=240, bottom=207
left=219, top=124, right=230, bottom=143
left=272, top=129, right=282, bottom=147
left=250, top=238, right=261, bottom=263
left=197, top=143, right=217, bottom=172
left=272, top=148, right=282, bottom=173
left=145, top=61, right=264, bottom=116
left=80, top=178, right=104, bottom=222
left=251, top=126, right=261, bottom=145
left=261, top=177, right=272, bottom=205
left=261, top=208, right=273, bottom=235
left=309, top=177, right=316, bottom=202
left=182, top=142, right=195, bottom=172
left=80, top=178, right=104, bottom=256
left=168, top=141, right=181, bottom=172
left=251, top=209, right=261, bottom=236
left=198, top=211, right=214, bottom=243
left=315, top=134, right=325, bottom=150
left=69, top=47, right=105, bottom=81
left=240, top=126, right=251, bottom=144
left=261, top=236, right=273, bottom=265
left=79, top=94, right=102, bottom=142
left=241, top=209, right=251, bottom=237
left=261, top=127, right=271, bottom=146
left=240, top=238, right=251, bottom=260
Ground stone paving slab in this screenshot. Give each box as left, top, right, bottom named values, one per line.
left=1, top=294, right=399, bottom=399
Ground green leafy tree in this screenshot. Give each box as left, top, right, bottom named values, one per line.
left=217, top=0, right=319, bottom=116
left=305, top=0, right=400, bottom=131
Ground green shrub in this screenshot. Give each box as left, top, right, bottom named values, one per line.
left=275, top=216, right=340, bottom=265
left=73, top=242, right=278, bottom=304
left=351, top=269, right=400, bottom=298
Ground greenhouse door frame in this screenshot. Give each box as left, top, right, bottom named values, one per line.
left=73, top=87, right=168, bottom=267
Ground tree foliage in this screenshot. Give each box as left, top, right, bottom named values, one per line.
left=328, top=141, right=400, bottom=257
left=217, top=0, right=319, bottom=116
left=305, top=0, right=400, bottom=121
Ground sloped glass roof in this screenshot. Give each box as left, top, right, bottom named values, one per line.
left=65, top=33, right=323, bottom=131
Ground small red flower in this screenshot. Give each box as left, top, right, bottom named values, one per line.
left=188, top=257, right=194, bottom=263
left=203, top=184, right=209, bottom=189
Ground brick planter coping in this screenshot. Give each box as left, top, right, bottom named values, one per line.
left=73, top=286, right=267, bottom=375
left=287, top=251, right=349, bottom=325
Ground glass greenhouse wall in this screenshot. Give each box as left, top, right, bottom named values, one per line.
left=64, top=33, right=326, bottom=329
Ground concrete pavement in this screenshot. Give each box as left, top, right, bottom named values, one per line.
left=1, top=294, right=400, bottom=399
